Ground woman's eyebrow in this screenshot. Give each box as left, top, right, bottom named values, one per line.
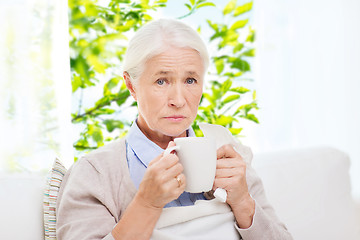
left=153, top=70, right=200, bottom=77
left=187, top=71, right=200, bottom=78
left=154, top=71, right=171, bottom=76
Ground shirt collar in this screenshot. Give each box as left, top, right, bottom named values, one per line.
left=126, top=120, right=195, bottom=168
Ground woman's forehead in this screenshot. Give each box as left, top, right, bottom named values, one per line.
left=144, top=48, right=204, bottom=72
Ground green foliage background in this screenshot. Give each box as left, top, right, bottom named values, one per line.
left=69, top=0, right=258, bottom=159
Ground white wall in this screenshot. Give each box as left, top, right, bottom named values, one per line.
left=249, top=0, right=360, bottom=200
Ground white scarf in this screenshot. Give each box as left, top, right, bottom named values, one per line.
left=152, top=199, right=240, bottom=240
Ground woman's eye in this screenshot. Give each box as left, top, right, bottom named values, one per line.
left=186, top=78, right=196, bottom=84
left=156, top=79, right=165, bottom=85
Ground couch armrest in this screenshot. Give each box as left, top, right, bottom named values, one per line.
left=0, top=173, right=46, bottom=240
left=253, top=147, right=360, bottom=240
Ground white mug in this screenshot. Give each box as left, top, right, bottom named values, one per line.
left=164, top=137, right=217, bottom=193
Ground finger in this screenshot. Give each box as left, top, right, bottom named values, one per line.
left=216, top=158, right=244, bottom=169
left=160, top=173, right=186, bottom=197
left=173, top=173, right=186, bottom=188
left=164, top=141, right=177, bottom=155
left=178, top=173, right=186, bottom=187
left=175, top=174, right=186, bottom=194
left=215, top=168, right=240, bottom=178
left=217, top=144, right=238, bottom=159
left=163, top=154, right=180, bottom=170
left=161, top=162, right=184, bottom=183
left=150, top=153, right=179, bottom=170
left=213, top=177, right=232, bottom=190
left=167, top=140, right=176, bottom=149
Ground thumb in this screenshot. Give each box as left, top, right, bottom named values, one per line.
left=163, top=141, right=177, bottom=156
left=166, top=141, right=176, bottom=148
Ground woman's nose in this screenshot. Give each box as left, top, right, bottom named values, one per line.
left=168, top=83, right=186, bottom=108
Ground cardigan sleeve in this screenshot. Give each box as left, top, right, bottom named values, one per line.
left=56, top=158, right=116, bottom=240
left=235, top=165, right=293, bottom=240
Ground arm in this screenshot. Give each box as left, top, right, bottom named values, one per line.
left=215, top=145, right=255, bottom=228
left=112, top=142, right=185, bottom=239
left=57, top=142, right=185, bottom=240
left=56, top=158, right=118, bottom=240
left=111, top=195, right=162, bottom=239
left=235, top=165, right=293, bottom=239
left=214, top=144, right=293, bottom=240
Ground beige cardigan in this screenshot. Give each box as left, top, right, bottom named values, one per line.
left=56, top=138, right=293, bottom=240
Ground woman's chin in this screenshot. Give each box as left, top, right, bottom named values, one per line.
left=162, top=129, right=187, bottom=138
left=160, top=124, right=190, bottom=138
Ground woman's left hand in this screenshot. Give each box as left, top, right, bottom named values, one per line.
left=213, top=144, right=255, bottom=229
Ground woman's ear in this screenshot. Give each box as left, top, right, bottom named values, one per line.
left=123, top=72, right=137, bottom=101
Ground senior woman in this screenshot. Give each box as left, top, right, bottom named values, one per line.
left=56, top=19, right=292, bottom=240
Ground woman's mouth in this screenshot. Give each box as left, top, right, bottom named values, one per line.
left=164, top=115, right=186, bottom=122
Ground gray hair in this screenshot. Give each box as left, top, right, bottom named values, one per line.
left=122, top=18, right=209, bottom=84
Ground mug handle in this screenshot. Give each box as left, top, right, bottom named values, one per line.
left=163, top=145, right=180, bottom=156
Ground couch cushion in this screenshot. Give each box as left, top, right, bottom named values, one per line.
left=0, top=173, right=46, bottom=240
left=253, top=147, right=360, bottom=240
left=43, top=158, right=67, bottom=240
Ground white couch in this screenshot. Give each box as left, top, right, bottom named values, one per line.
left=252, top=147, right=360, bottom=239
left=1, top=146, right=359, bottom=239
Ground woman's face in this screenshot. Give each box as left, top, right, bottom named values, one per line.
left=127, top=47, right=205, bottom=141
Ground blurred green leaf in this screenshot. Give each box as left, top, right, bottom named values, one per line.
left=206, top=20, right=218, bottom=31
left=116, top=90, right=131, bottom=106
left=230, top=58, right=251, bottom=71
left=241, top=48, right=255, bottom=57
left=215, top=115, right=234, bottom=125
left=92, top=108, right=116, bottom=115
left=243, top=113, right=259, bottom=123
left=233, top=43, right=244, bottom=53
left=196, top=2, right=216, bottom=9
left=230, top=87, right=250, bottom=94
left=104, top=77, right=120, bottom=95
left=246, top=27, right=256, bottom=42
left=234, top=1, right=253, bottom=16
left=221, top=79, right=232, bottom=93
left=73, top=55, right=90, bottom=83
left=215, top=58, right=225, bottom=74
left=219, top=30, right=239, bottom=48
left=230, top=19, right=249, bottom=30
left=103, top=119, right=124, bottom=132
left=88, top=125, right=104, bottom=145
left=229, top=127, right=243, bottom=135
left=223, top=94, right=240, bottom=104
left=72, top=75, right=82, bottom=92
left=203, top=93, right=215, bottom=105
left=141, top=0, right=150, bottom=7
left=236, top=102, right=259, bottom=115
left=185, top=3, right=192, bottom=10
left=223, top=0, right=237, bottom=15
left=87, top=54, right=107, bottom=73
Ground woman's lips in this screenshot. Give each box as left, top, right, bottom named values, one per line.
left=164, top=116, right=186, bottom=122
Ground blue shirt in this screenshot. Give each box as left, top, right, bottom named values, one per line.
left=125, top=121, right=206, bottom=208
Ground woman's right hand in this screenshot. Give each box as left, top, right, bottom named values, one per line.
left=112, top=142, right=185, bottom=239
left=136, top=141, right=186, bottom=209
